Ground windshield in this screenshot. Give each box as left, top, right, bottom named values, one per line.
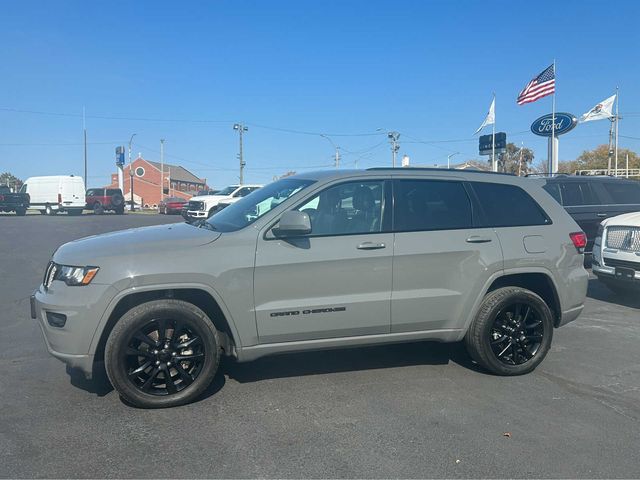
left=216, top=185, right=238, bottom=196
left=206, top=178, right=315, bottom=232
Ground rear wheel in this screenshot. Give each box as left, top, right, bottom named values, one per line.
left=45, top=204, right=56, bottom=216
left=15, top=208, right=26, bottom=216
left=93, top=202, right=104, bottom=215
left=464, top=287, right=553, bottom=376
left=115, top=206, right=125, bottom=215
left=105, top=299, right=221, bottom=408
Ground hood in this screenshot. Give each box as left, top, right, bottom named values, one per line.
left=602, top=211, right=640, bottom=228
left=53, top=222, right=221, bottom=266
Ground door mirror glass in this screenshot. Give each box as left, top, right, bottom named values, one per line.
left=275, top=210, right=312, bottom=236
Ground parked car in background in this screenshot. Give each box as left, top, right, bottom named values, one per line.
left=158, top=196, right=187, bottom=214
left=537, top=175, right=640, bottom=255
left=21, top=175, right=85, bottom=215
left=85, top=188, right=125, bottom=215
left=0, top=185, right=30, bottom=216
left=33, top=169, right=588, bottom=408
left=183, top=184, right=262, bottom=222
left=592, top=211, right=640, bottom=294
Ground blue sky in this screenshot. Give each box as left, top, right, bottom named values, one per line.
left=1, top=0, right=639, bottom=188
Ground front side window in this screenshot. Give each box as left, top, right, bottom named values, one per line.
left=217, top=186, right=239, bottom=196
left=296, top=180, right=385, bottom=236
left=394, top=180, right=472, bottom=232
left=472, top=182, right=551, bottom=227
left=19, top=184, right=27, bottom=193
left=235, top=187, right=259, bottom=198
left=206, top=178, right=315, bottom=232
left=601, top=182, right=640, bottom=205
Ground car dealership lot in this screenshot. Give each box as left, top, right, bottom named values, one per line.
left=1, top=214, right=639, bottom=478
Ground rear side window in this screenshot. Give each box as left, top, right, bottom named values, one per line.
left=106, top=189, right=121, bottom=196
left=86, top=189, right=98, bottom=196
left=472, top=182, right=551, bottom=227
left=393, top=180, right=472, bottom=232
left=542, top=183, right=562, bottom=203
left=601, top=182, right=640, bottom=204
left=559, top=182, right=598, bottom=206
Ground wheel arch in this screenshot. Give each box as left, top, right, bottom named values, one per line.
left=92, top=287, right=239, bottom=365
left=485, top=272, right=561, bottom=327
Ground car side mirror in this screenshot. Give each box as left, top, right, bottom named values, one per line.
left=275, top=210, right=311, bottom=236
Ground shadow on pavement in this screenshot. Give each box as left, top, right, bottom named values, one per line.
left=586, top=278, right=640, bottom=309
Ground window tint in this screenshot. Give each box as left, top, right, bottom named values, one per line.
left=297, top=181, right=384, bottom=236
left=542, top=183, right=561, bottom=203
left=19, top=184, right=27, bottom=193
left=472, top=182, right=550, bottom=227
left=86, top=188, right=98, bottom=196
left=235, top=187, right=258, bottom=197
left=394, top=180, right=472, bottom=231
left=106, top=189, right=121, bottom=196
left=559, top=182, right=598, bottom=206
left=601, top=182, right=640, bottom=204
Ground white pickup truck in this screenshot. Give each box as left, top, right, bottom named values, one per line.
left=182, top=184, right=262, bottom=222
left=592, top=211, right=640, bottom=294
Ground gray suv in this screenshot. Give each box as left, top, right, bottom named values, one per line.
left=31, top=169, right=589, bottom=408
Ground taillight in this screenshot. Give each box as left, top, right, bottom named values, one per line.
left=570, top=232, right=587, bottom=252
left=57, top=193, right=62, bottom=204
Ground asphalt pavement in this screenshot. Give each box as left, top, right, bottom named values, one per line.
left=1, top=212, right=639, bottom=478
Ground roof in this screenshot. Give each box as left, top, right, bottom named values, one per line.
left=145, top=160, right=205, bottom=184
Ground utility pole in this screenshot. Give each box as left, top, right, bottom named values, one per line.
left=388, top=131, right=400, bottom=167
left=83, top=107, right=88, bottom=187
left=128, top=133, right=137, bottom=211
left=607, top=119, right=614, bottom=175
left=320, top=134, right=340, bottom=168
left=160, top=139, right=165, bottom=203
left=233, top=123, right=248, bottom=184
left=447, top=152, right=460, bottom=169
left=615, top=86, right=619, bottom=176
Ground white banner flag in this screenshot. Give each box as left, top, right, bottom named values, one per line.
left=580, top=94, right=616, bottom=123
left=474, top=97, right=495, bottom=135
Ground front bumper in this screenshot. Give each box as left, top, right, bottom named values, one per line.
left=182, top=209, right=208, bottom=222
left=593, top=264, right=640, bottom=285
left=30, top=282, right=118, bottom=378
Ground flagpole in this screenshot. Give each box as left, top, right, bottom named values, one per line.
left=550, top=59, right=556, bottom=174
left=614, top=86, right=619, bottom=176
left=492, top=93, right=496, bottom=172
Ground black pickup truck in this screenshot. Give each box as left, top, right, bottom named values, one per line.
left=0, top=185, right=30, bottom=216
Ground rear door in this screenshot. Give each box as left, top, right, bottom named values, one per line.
left=254, top=179, right=393, bottom=343
left=390, top=178, right=503, bottom=333
left=598, top=180, right=640, bottom=219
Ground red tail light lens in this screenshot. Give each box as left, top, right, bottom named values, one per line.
left=570, top=232, right=587, bottom=251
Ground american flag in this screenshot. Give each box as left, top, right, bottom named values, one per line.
left=517, top=64, right=555, bottom=105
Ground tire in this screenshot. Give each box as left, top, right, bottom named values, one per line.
left=45, top=204, right=55, bottom=216
left=15, top=208, right=26, bottom=216
left=464, top=286, right=553, bottom=376
left=67, top=209, right=83, bottom=216
left=115, top=206, right=125, bottom=215
left=93, top=202, right=104, bottom=215
left=105, top=299, right=221, bottom=408
left=111, top=194, right=124, bottom=208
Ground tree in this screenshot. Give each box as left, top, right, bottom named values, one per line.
left=0, top=172, right=23, bottom=190
left=558, top=145, right=639, bottom=174
left=494, top=143, right=535, bottom=175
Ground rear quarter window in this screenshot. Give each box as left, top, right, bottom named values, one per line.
left=472, top=182, right=551, bottom=227
left=601, top=181, right=640, bottom=204
left=558, top=182, right=598, bottom=206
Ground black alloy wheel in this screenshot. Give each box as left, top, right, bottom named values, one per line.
left=489, top=302, right=544, bottom=365
left=125, top=317, right=206, bottom=396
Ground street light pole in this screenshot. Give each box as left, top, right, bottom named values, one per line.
left=233, top=123, right=248, bottom=184
left=447, top=152, right=460, bottom=169
left=128, top=133, right=136, bottom=211
left=388, top=132, right=400, bottom=167
left=320, top=134, right=340, bottom=168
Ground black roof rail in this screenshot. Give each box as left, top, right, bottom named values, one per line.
left=524, top=173, right=569, bottom=178
left=366, top=167, right=515, bottom=176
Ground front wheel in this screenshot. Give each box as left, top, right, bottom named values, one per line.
left=464, top=287, right=553, bottom=376
left=105, top=299, right=221, bottom=408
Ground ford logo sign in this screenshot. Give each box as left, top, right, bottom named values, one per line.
left=531, top=112, right=577, bottom=137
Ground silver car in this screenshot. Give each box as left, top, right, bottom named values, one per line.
left=31, top=169, right=589, bottom=408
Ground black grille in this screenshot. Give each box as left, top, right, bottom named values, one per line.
left=188, top=201, right=204, bottom=211
left=602, top=257, right=640, bottom=270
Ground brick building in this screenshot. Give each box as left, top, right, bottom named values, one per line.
left=109, top=156, right=208, bottom=207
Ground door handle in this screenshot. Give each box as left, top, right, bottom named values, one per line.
left=466, top=235, right=492, bottom=244
left=357, top=242, right=386, bottom=250
left=596, top=213, right=608, bottom=217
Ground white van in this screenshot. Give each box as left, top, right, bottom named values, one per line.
left=21, top=175, right=86, bottom=215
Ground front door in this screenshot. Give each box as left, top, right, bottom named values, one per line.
left=254, top=179, right=393, bottom=343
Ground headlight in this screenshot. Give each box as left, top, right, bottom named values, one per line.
left=44, top=262, right=99, bottom=288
